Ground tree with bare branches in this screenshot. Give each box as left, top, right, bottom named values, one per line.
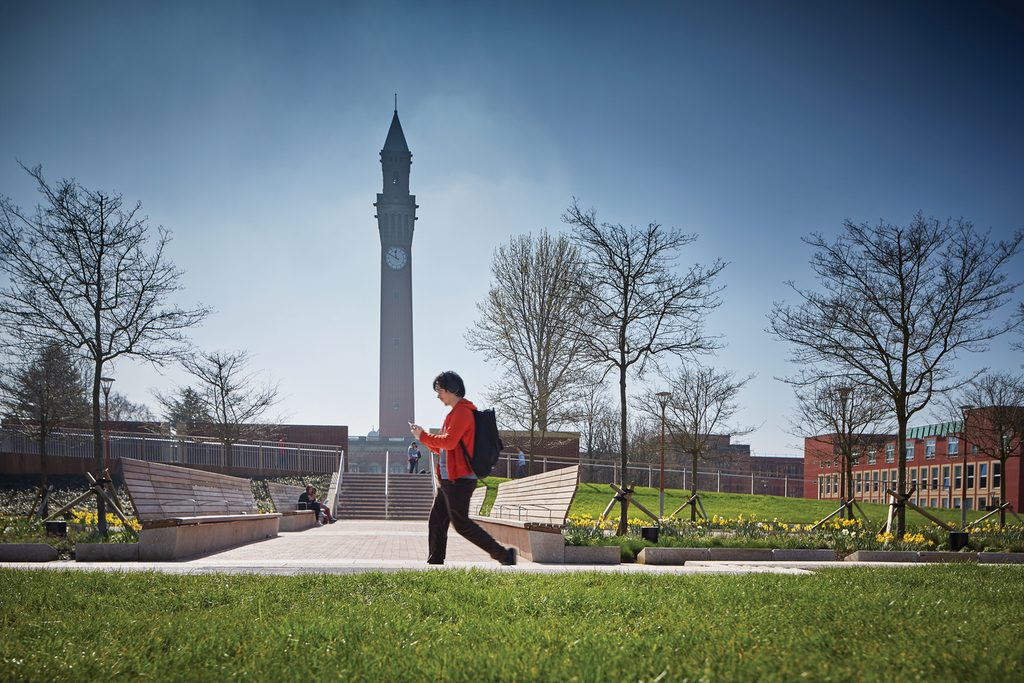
left=949, top=371, right=1024, bottom=527
left=0, top=342, right=89, bottom=504
left=0, top=165, right=210, bottom=534
left=467, top=230, right=589, bottom=474
left=769, top=214, right=1021, bottom=536
left=641, top=364, right=755, bottom=520
left=788, top=375, right=892, bottom=518
left=563, top=199, right=726, bottom=534
left=159, top=350, right=280, bottom=470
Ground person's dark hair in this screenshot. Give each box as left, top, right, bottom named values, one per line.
left=432, top=370, right=465, bottom=398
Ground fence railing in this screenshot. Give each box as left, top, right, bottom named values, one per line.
left=498, top=452, right=806, bottom=498
left=1, top=428, right=342, bottom=475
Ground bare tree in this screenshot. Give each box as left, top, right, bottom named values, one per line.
left=571, top=373, right=614, bottom=460
left=563, top=199, right=726, bottom=533
left=948, top=371, right=1024, bottom=527
left=468, top=231, right=589, bottom=474
left=640, top=363, right=755, bottom=520
left=788, top=375, right=892, bottom=518
left=105, top=391, right=155, bottom=422
left=163, top=350, right=281, bottom=470
left=0, top=342, right=89, bottom=502
left=0, top=165, right=210, bottom=534
left=769, top=214, right=1021, bottom=536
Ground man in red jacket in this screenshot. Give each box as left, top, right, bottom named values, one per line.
left=410, top=370, right=517, bottom=566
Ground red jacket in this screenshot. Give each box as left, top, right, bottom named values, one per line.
left=419, top=398, right=476, bottom=480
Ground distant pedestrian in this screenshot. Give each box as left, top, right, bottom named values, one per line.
left=409, top=370, right=517, bottom=566
left=407, top=441, right=422, bottom=473
left=516, top=449, right=527, bottom=478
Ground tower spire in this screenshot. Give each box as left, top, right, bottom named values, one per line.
left=394, top=92, right=397, bottom=112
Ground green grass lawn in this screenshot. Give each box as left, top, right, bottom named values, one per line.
left=1, top=566, right=1021, bottom=682
left=568, top=481, right=989, bottom=526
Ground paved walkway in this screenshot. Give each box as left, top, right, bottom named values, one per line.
left=4, top=520, right=916, bottom=576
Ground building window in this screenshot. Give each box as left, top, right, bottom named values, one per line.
left=978, top=497, right=987, bottom=509
left=930, top=466, right=939, bottom=490
left=929, top=498, right=937, bottom=508
left=856, top=473, right=862, bottom=494
left=994, top=462, right=1001, bottom=488
left=954, top=464, right=962, bottom=489
left=979, top=463, right=988, bottom=489
left=851, top=451, right=860, bottom=466
left=942, top=465, right=950, bottom=490
left=947, top=437, right=959, bottom=456
left=967, top=464, right=975, bottom=489
left=925, top=439, right=936, bottom=459
left=911, top=469, right=918, bottom=491
left=885, top=443, right=895, bottom=463
left=905, top=440, right=915, bottom=461
left=867, top=449, right=876, bottom=465
left=873, top=471, right=879, bottom=492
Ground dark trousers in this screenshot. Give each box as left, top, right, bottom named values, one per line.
left=409, top=459, right=419, bottom=474
left=427, top=478, right=507, bottom=563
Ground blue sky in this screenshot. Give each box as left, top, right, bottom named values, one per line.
left=1, top=1, right=1021, bottom=455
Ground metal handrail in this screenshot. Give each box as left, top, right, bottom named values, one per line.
left=384, top=450, right=390, bottom=519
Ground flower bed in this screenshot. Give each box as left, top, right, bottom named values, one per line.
left=563, top=513, right=1024, bottom=562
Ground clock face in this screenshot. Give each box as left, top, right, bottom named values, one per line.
left=385, top=246, right=407, bottom=270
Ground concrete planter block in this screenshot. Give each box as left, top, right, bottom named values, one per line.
left=772, top=548, right=838, bottom=562
left=636, top=547, right=710, bottom=564
left=844, top=550, right=918, bottom=562
left=563, top=545, right=620, bottom=564
left=916, top=551, right=978, bottom=563
left=0, top=543, right=58, bottom=562
left=75, top=542, right=140, bottom=562
left=978, top=552, right=1024, bottom=564
left=708, top=547, right=774, bottom=561
left=279, top=511, right=316, bottom=532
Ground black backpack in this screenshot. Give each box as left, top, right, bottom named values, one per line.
left=460, top=408, right=503, bottom=478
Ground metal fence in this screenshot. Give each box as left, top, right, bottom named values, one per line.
left=496, top=452, right=806, bottom=498
left=1, top=428, right=342, bottom=475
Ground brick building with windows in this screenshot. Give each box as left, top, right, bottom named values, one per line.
left=803, top=407, right=1023, bottom=512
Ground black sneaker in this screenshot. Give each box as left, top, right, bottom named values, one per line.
left=426, top=559, right=444, bottom=565
left=500, top=547, right=517, bottom=566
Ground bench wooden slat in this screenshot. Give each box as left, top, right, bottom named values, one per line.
left=121, top=457, right=258, bottom=522
left=481, top=465, right=579, bottom=526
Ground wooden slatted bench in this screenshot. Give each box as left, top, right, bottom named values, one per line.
left=470, top=465, right=579, bottom=563
left=120, top=458, right=280, bottom=561
left=266, top=482, right=316, bottom=531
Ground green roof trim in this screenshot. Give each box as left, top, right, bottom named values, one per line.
left=906, top=421, right=963, bottom=439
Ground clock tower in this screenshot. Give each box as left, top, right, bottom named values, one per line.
left=374, top=107, right=417, bottom=437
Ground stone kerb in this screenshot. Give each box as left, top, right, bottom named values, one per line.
left=0, top=544, right=58, bottom=562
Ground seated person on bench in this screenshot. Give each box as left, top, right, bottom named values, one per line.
left=298, top=485, right=333, bottom=525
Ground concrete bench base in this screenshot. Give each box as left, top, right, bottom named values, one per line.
left=76, top=542, right=140, bottom=562
left=279, top=510, right=316, bottom=532
left=0, top=543, right=58, bottom=562
left=708, top=547, right=774, bottom=561
left=139, top=514, right=281, bottom=561
left=471, top=516, right=567, bottom=563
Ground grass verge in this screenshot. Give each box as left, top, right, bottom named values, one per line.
left=1, top=566, right=1022, bottom=682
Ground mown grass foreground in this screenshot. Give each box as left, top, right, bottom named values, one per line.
left=2, top=567, right=1022, bottom=682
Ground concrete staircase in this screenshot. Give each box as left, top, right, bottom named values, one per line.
left=334, top=472, right=435, bottom=520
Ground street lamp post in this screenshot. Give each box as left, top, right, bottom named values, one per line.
left=960, top=405, right=972, bottom=529
left=656, top=391, right=672, bottom=519
left=838, top=386, right=852, bottom=518
left=100, top=377, right=114, bottom=471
